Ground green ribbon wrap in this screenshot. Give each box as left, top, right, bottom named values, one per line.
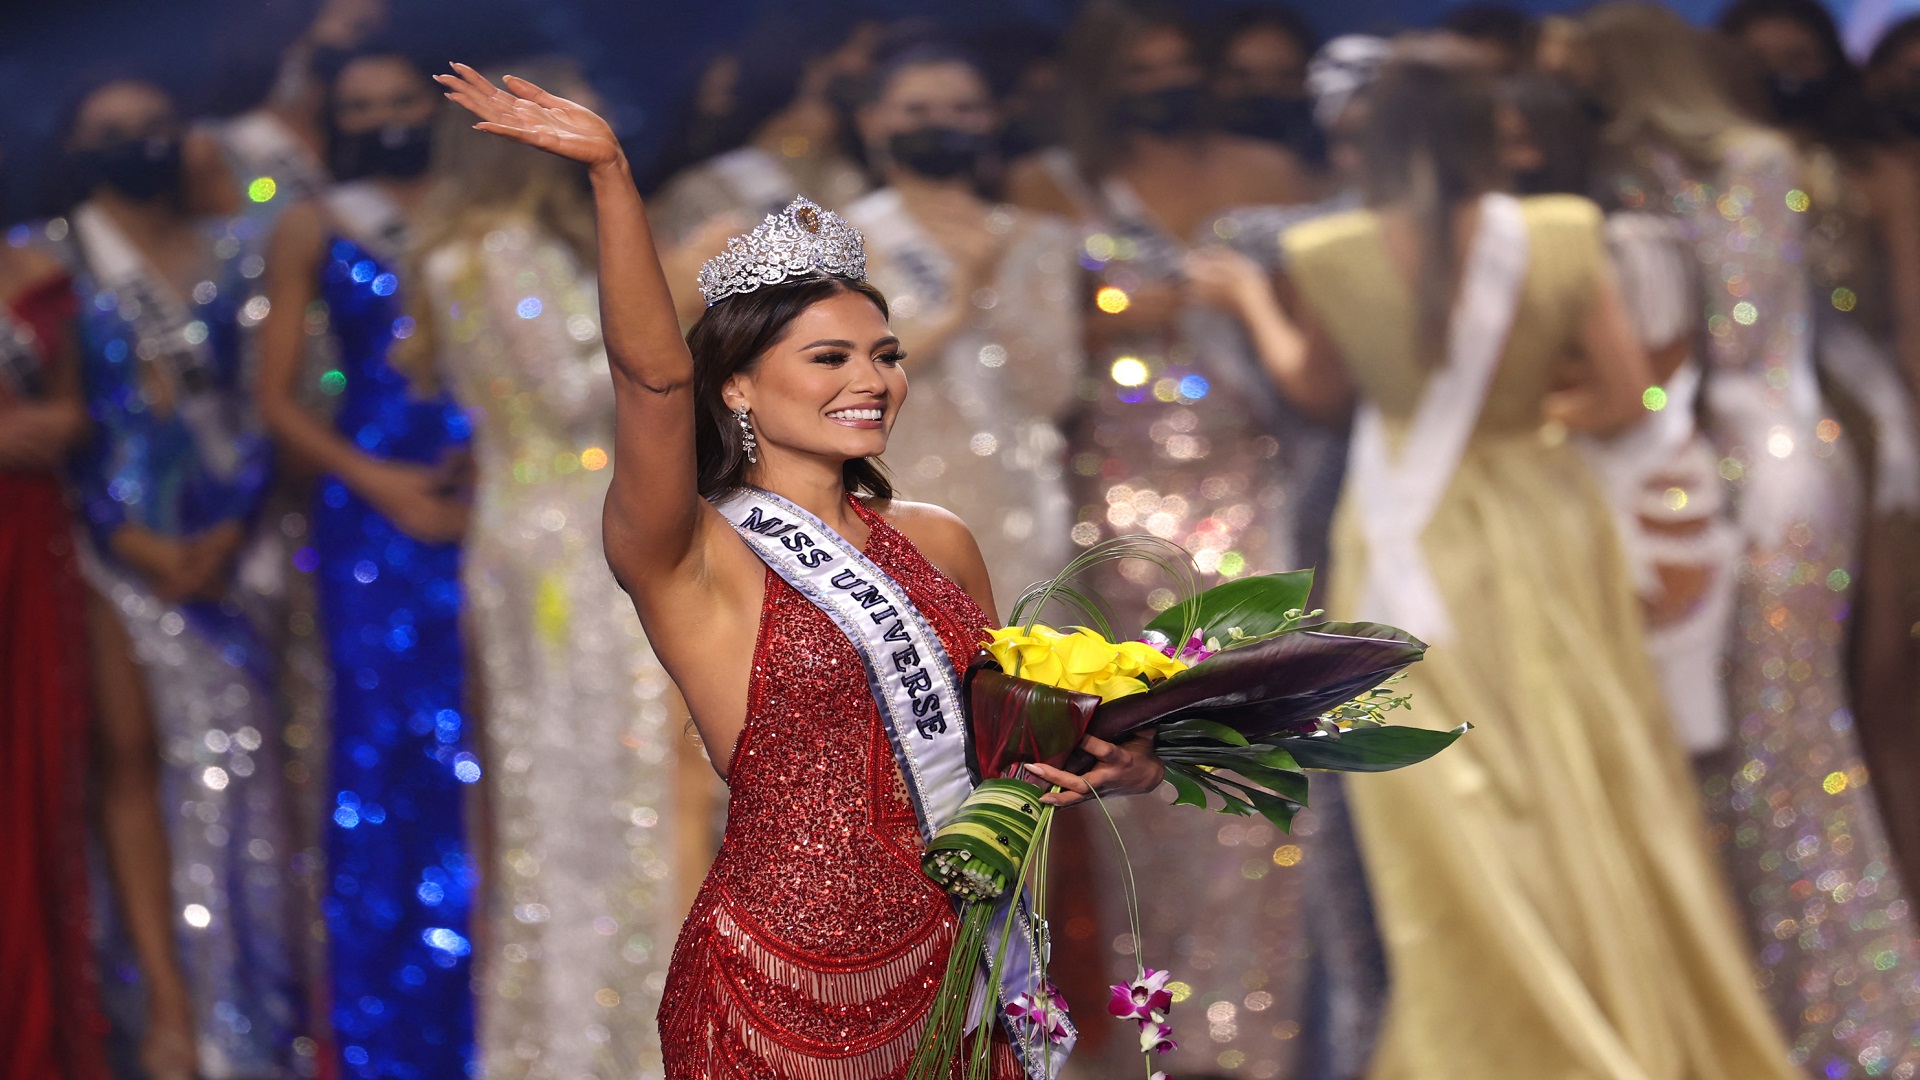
left=921, top=778, right=1047, bottom=903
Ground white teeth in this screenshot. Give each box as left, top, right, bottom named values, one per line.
left=828, top=408, right=883, bottom=421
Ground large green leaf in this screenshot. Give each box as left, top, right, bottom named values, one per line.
left=1284, top=724, right=1469, bottom=772
left=1164, top=765, right=1213, bottom=811
left=1145, top=570, right=1315, bottom=645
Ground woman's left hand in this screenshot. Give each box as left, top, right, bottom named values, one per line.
left=1023, top=732, right=1165, bottom=808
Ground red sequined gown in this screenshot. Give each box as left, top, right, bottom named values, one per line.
left=660, top=498, right=1022, bottom=1080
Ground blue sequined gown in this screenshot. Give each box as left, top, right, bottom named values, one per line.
left=311, top=232, right=475, bottom=1078
left=63, top=211, right=305, bottom=1077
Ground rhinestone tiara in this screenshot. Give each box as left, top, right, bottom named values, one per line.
left=696, top=196, right=868, bottom=307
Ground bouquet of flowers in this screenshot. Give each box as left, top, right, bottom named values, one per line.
left=909, top=539, right=1464, bottom=1079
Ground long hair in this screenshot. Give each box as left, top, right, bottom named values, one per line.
left=1358, top=41, right=1502, bottom=367
left=687, top=273, right=895, bottom=501
left=1058, top=0, right=1200, bottom=180
left=395, top=57, right=598, bottom=393
left=1717, top=0, right=1885, bottom=149
left=1579, top=3, right=1757, bottom=168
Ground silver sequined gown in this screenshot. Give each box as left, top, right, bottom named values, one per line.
left=1636, top=131, right=1920, bottom=1077
left=842, top=190, right=1082, bottom=603
left=1040, top=150, right=1312, bottom=1078
left=422, top=219, right=682, bottom=1080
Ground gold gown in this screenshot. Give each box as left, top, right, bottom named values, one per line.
left=1281, top=196, right=1798, bottom=1080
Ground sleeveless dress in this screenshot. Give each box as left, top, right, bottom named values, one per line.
left=422, top=219, right=685, bottom=1079
left=658, top=497, right=1020, bottom=1080
left=0, top=273, right=109, bottom=1080
left=62, top=209, right=308, bottom=1078
left=1283, top=196, right=1800, bottom=1080
left=311, top=232, right=476, bottom=1076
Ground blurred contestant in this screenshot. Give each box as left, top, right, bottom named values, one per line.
left=257, top=50, right=475, bottom=1078
left=1004, top=5, right=1323, bottom=1074
left=844, top=45, right=1082, bottom=602
left=408, top=59, right=685, bottom=1079
left=58, top=79, right=301, bottom=1078
left=0, top=202, right=107, bottom=1080
left=1576, top=6, right=1920, bottom=1072
left=1266, top=46, right=1797, bottom=1078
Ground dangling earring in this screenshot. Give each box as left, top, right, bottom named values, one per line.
left=734, top=406, right=758, bottom=464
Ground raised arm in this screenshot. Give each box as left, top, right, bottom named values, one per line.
left=437, top=64, right=709, bottom=589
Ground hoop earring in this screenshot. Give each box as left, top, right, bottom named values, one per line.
left=733, top=406, right=758, bottom=464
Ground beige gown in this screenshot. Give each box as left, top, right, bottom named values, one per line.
left=1282, top=195, right=1798, bottom=1080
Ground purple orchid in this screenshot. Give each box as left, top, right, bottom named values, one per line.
left=1005, top=982, right=1072, bottom=1044
left=1107, top=967, right=1174, bottom=1022
left=1140, top=630, right=1216, bottom=666
left=1139, top=1019, right=1179, bottom=1054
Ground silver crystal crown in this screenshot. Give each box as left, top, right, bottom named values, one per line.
left=696, top=196, right=868, bottom=307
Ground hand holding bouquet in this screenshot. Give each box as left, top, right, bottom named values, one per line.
left=910, top=539, right=1464, bottom=1079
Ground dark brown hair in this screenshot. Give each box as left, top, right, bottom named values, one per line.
left=688, top=273, right=895, bottom=501
left=1360, top=41, right=1502, bottom=366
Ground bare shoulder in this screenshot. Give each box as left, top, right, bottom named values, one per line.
left=871, top=497, right=978, bottom=557
left=0, top=242, right=64, bottom=294
left=868, top=496, right=994, bottom=612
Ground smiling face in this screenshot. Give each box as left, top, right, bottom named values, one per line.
left=721, top=289, right=907, bottom=472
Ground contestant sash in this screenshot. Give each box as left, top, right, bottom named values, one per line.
left=714, top=487, right=1074, bottom=1078
left=72, top=202, right=249, bottom=481
left=218, top=112, right=331, bottom=208
left=1346, top=192, right=1528, bottom=645
left=324, top=182, right=410, bottom=264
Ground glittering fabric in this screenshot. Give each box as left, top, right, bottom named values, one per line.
left=425, top=220, right=681, bottom=1080
left=1636, top=134, right=1920, bottom=1077
left=62, top=212, right=307, bottom=1077
left=658, top=498, right=1019, bottom=1080
left=313, top=233, right=475, bottom=1078
left=1038, top=151, right=1314, bottom=1077
left=843, top=191, right=1081, bottom=602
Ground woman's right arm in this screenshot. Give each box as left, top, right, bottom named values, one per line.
left=436, top=65, right=719, bottom=593
left=255, top=200, right=468, bottom=543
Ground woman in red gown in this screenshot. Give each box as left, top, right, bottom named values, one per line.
left=0, top=235, right=108, bottom=1079
left=437, top=65, right=1165, bottom=1078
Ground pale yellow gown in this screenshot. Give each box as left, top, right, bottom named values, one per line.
left=1281, top=196, right=1798, bottom=1080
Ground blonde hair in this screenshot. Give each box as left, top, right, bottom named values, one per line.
left=394, top=57, right=599, bottom=394
left=1578, top=2, right=1759, bottom=167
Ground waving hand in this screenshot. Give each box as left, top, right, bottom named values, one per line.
left=435, top=63, right=621, bottom=169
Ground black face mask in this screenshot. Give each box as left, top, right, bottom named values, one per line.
left=1218, top=93, right=1325, bottom=163
left=330, top=123, right=433, bottom=181
left=1116, top=85, right=1207, bottom=136
left=886, top=126, right=991, bottom=179
left=71, top=137, right=184, bottom=202
left=1766, top=72, right=1833, bottom=126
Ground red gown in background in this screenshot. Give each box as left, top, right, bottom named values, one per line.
left=0, top=274, right=108, bottom=1079
left=659, top=497, right=1022, bottom=1080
